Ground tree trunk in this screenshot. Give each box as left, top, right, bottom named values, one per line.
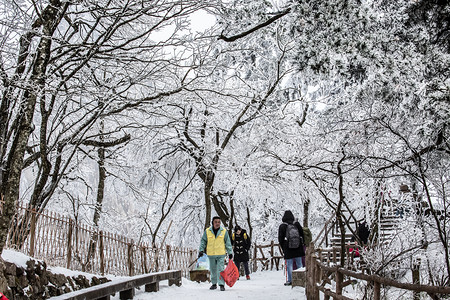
left=303, top=198, right=310, bottom=227
left=336, top=155, right=346, bottom=267
left=0, top=2, right=63, bottom=253
left=204, top=178, right=212, bottom=230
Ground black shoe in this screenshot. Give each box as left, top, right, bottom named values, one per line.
left=220, top=285, right=225, bottom=291
left=284, top=282, right=292, bottom=286
left=210, top=284, right=217, bottom=290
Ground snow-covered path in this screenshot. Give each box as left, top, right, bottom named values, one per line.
left=120, top=270, right=306, bottom=300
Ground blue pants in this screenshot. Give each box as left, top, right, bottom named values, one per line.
left=208, top=255, right=225, bottom=285
left=286, top=257, right=303, bottom=283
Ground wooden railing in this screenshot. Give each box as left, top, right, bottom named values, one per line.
left=2, top=200, right=196, bottom=277
left=252, top=241, right=284, bottom=271
left=50, top=270, right=182, bottom=300
left=307, top=241, right=450, bottom=299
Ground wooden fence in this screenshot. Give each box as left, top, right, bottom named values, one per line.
left=2, top=200, right=196, bottom=277
left=252, top=241, right=284, bottom=271
left=305, top=242, right=450, bottom=299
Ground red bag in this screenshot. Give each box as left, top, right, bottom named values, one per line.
left=0, top=292, right=9, bottom=300
left=220, top=259, right=239, bottom=287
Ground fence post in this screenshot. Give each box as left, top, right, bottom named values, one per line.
left=336, top=269, right=343, bottom=296
left=305, top=244, right=311, bottom=299
left=142, top=246, right=148, bottom=273
left=253, top=243, right=258, bottom=272
left=166, top=245, right=171, bottom=270
left=29, top=209, right=37, bottom=257
left=270, top=241, right=274, bottom=270
left=373, top=281, right=381, bottom=300
left=66, top=218, right=73, bottom=269
left=311, top=254, right=319, bottom=300
left=128, top=240, right=134, bottom=276
left=99, top=231, right=105, bottom=275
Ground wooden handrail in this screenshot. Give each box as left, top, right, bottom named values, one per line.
left=50, top=270, right=182, bottom=300
left=312, top=214, right=335, bottom=247
left=306, top=242, right=450, bottom=300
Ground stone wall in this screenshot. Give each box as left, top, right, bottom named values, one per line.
left=0, top=258, right=110, bottom=299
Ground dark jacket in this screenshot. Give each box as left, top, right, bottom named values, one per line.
left=278, top=210, right=305, bottom=259
left=231, top=229, right=251, bottom=261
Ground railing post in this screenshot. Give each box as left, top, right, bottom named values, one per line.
left=311, top=254, right=319, bottom=300
left=333, top=248, right=337, bottom=264
left=336, top=269, right=343, bottom=296
left=29, top=209, right=37, bottom=257
left=166, top=245, right=171, bottom=270
left=67, top=218, right=73, bottom=269
left=142, top=246, right=148, bottom=273
left=373, top=281, right=381, bottom=300
left=270, top=241, right=274, bottom=270
left=128, top=240, right=134, bottom=276
left=253, top=243, right=258, bottom=272
left=99, top=231, right=105, bottom=275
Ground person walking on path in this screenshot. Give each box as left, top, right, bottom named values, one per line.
left=198, top=216, right=233, bottom=291
left=278, top=210, right=305, bottom=286
left=231, top=225, right=251, bottom=280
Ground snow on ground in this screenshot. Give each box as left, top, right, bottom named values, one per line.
left=112, top=270, right=307, bottom=300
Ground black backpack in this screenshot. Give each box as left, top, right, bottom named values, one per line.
left=286, top=223, right=302, bottom=249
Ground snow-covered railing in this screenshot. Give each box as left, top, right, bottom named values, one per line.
left=50, top=270, right=182, bottom=300
left=2, top=200, right=196, bottom=277
left=305, top=243, right=450, bottom=300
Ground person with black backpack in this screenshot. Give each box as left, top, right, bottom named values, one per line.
left=278, top=210, right=305, bottom=286
left=231, top=225, right=251, bottom=280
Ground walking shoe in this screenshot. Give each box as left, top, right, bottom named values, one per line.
left=284, top=282, right=292, bottom=286
left=220, top=285, right=225, bottom=291
left=210, top=284, right=217, bottom=290
left=246, top=275, right=250, bottom=280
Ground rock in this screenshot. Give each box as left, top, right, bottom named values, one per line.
left=73, top=275, right=90, bottom=289
left=91, top=276, right=101, bottom=286
left=48, top=285, right=58, bottom=297
left=35, top=261, right=45, bottom=276
left=16, top=266, right=25, bottom=276
left=99, top=277, right=109, bottom=284
left=66, top=276, right=75, bottom=290
left=49, top=273, right=67, bottom=287
left=17, top=275, right=28, bottom=288
left=40, top=271, right=49, bottom=286
left=0, top=275, right=7, bottom=295
left=4, top=262, right=16, bottom=276
left=26, top=260, right=36, bottom=272
left=7, top=275, right=16, bottom=287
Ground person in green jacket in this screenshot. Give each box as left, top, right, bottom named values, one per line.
left=198, top=216, right=233, bottom=291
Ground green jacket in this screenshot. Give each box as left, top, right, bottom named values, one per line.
left=303, top=227, right=313, bottom=246
left=199, top=226, right=233, bottom=257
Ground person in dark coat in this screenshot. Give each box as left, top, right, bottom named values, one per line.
left=278, top=210, right=305, bottom=286
left=231, top=225, right=251, bottom=280
left=357, top=221, right=370, bottom=245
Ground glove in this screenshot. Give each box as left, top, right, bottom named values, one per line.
left=229, top=254, right=233, bottom=260
left=198, top=251, right=204, bottom=258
